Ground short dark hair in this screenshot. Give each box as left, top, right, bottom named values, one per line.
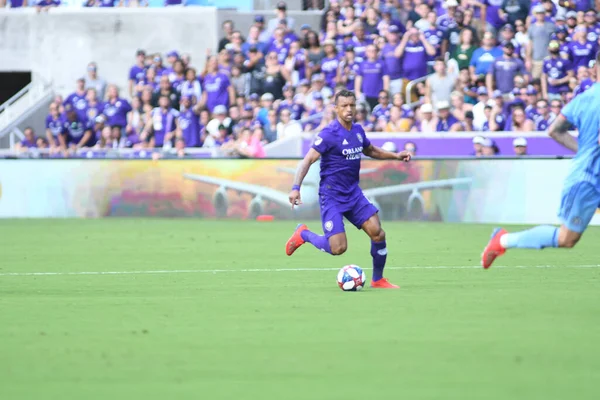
left=334, top=89, right=356, bottom=104
left=434, top=57, right=445, bottom=63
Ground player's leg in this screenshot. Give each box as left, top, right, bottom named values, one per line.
left=345, top=194, right=398, bottom=288
left=482, top=182, right=599, bottom=268
left=285, top=202, right=347, bottom=256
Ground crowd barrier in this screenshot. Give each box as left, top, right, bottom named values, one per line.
left=1, top=158, right=598, bottom=227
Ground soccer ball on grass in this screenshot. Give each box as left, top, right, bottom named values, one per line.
left=337, top=265, right=366, bottom=291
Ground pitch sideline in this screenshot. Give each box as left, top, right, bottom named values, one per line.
left=1, top=264, right=600, bottom=277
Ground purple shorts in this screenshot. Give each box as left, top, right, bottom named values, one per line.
left=319, top=190, right=379, bottom=238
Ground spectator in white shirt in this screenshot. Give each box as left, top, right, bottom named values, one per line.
left=276, top=109, right=302, bottom=139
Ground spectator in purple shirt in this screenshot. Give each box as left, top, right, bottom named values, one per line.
left=487, top=42, right=527, bottom=95
left=15, top=127, right=37, bottom=152
left=36, top=0, right=59, bottom=12
left=566, top=25, right=597, bottom=70
left=176, top=96, right=202, bottom=148
left=64, top=78, right=88, bottom=121
left=533, top=98, right=555, bottom=131
left=128, top=49, right=147, bottom=98
left=61, top=104, right=93, bottom=150
left=337, top=45, right=361, bottom=91
left=542, top=40, right=574, bottom=100
left=372, top=90, right=392, bottom=122
left=435, top=100, right=459, bottom=132
left=45, top=102, right=64, bottom=151
left=355, top=44, right=390, bottom=110
left=320, top=39, right=341, bottom=89
left=141, top=95, right=179, bottom=148
left=85, top=88, right=104, bottom=123
left=102, top=84, right=132, bottom=140
left=381, top=25, right=403, bottom=96
left=395, top=28, right=436, bottom=100
left=200, top=56, right=235, bottom=113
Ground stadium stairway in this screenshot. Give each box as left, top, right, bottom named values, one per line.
left=0, top=81, right=54, bottom=149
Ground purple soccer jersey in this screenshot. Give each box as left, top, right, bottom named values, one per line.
left=102, top=98, right=132, bottom=127
left=177, top=109, right=201, bottom=147
left=436, top=115, right=458, bottom=132
left=567, top=41, right=597, bottom=70
left=129, top=65, right=146, bottom=82
left=574, top=77, right=594, bottom=96
left=46, top=114, right=64, bottom=138
left=64, top=92, right=88, bottom=120
left=543, top=57, right=571, bottom=94
left=357, top=59, right=388, bottom=98
left=402, top=42, right=428, bottom=81
left=372, top=104, right=391, bottom=121
left=203, top=73, right=230, bottom=113
left=268, top=41, right=289, bottom=64
left=381, top=43, right=402, bottom=80
left=424, top=28, right=444, bottom=59
left=321, top=56, right=341, bottom=88
left=311, top=119, right=378, bottom=237
left=490, top=56, right=526, bottom=94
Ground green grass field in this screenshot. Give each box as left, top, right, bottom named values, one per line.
left=1, top=219, right=600, bottom=400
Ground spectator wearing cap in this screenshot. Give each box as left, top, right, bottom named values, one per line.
left=541, top=40, right=573, bottom=100
left=565, top=25, right=598, bottom=70
left=481, top=137, right=499, bottom=156
left=499, top=24, right=522, bottom=58
left=356, top=44, right=390, bottom=110
left=45, top=102, right=63, bottom=152
left=469, top=32, right=503, bottom=81
left=426, top=57, right=456, bottom=108
left=218, top=20, right=235, bottom=52
left=471, top=135, right=484, bottom=156
left=65, top=78, right=89, bottom=121
left=129, top=50, right=147, bottom=98
left=379, top=5, right=406, bottom=34
left=533, top=99, right=555, bottom=131
left=472, top=86, right=492, bottom=130
left=164, top=50, right=179, bottom=79
left=200, top=56, right=235, bottom=113
left=268, top=2, right=295, bottom=35
left=140, top=95, right=178, bottom=148
left=416, top=103, right=437, bottom=132
left=380, top=25, right=404, bottom=96
left=254, top=15, right=272, bottom=44
left=61, top=103, right=93, bottom=150
left=337, top=45, right=361, bottom=92
left=84, top=62, right=107, bottom=102
left=450, top=110, right=475, bottom=131
left=512, top=137, right=527, bottom=156
left=204, top=104, right=232, bottom=142
left=175, top=96, right=202, bottom=148
left=487, top=41, right=526, bottom=95
left=435, top=100, right=458, bottom=132
left=151, top=55, right=166, bottom=77
left=526, top=5, right=558, bottom=79
left=437, top=0, right=459, bottom=31
left=276, top=108, right=303, bottom=139
left=395, top=28, right=436, bottom=101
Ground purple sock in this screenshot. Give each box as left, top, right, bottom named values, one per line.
left=301, top=230, right=332, bottom=254
left=371, top=241, right=387, bottom=281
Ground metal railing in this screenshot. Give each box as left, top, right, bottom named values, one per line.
left=404, top=74, right=431, bottom=109
left=0, top=81, right=54, bottom=138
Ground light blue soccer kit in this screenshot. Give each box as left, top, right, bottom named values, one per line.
left=558, top=83, right=600, bottom=233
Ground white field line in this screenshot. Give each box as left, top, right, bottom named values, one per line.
left=0, top=265, right=600, bottom=277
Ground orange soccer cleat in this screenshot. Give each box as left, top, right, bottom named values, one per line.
left=481, top=228, right=507, bottom=269
left=286, top=224, right=308, bottom=256
left=370, top=278, right=400, bottom=289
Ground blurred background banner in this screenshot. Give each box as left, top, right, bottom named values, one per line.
left=1, top=159, right=598, bottom=225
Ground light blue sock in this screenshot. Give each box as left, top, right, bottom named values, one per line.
left=503, top=225, right=559, bottom=249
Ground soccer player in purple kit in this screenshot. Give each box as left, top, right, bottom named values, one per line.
left=285, top=90, right=412, bottom=289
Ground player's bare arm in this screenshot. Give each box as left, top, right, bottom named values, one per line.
left=363, top=144, right=411, bottom=162
left=548, top=114, right=578, bottom=152
left=289, top=147, right=321, bottom=208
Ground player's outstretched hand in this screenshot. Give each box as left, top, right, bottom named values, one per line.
left=289, top=190, right=302, bottom=209
left=397, top=151, right=412, bottom=162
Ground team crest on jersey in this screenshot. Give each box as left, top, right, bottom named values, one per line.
left=325, top=220, right=333, bottom=231
left=314, top=135, right=323, bottom=146
left=356, top=133, right=363, bottom=143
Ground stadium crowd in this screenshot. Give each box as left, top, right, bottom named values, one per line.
left=11, top=0, right=600, bottom=157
